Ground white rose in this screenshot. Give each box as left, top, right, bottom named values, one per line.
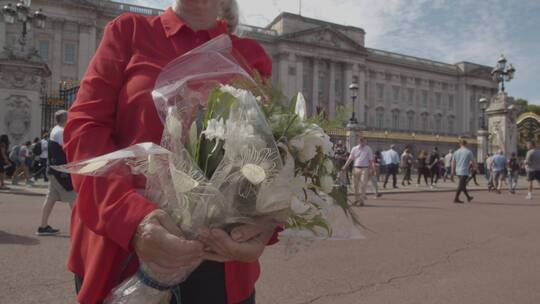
left=320, top=175, right=335, bottom=194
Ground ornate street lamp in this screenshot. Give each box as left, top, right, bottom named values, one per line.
left=478, top=97, right=488, bottom=130
left=490, top=54, right=516, bottom=93
left=348, top=82, right=359, bottom=124
left=2, top=0, right=47, bottom=52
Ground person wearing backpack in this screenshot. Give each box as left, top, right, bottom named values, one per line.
left=37, top=110, right=76, bottom=236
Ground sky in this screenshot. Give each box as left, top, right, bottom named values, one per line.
left=123, top=0, right=540, bottom=104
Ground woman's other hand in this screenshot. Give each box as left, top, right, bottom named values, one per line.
left=199, top=223, right=275, bottom=263
left=133, top=209, right=205, bottom=275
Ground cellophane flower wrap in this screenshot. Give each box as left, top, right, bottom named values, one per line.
left=54, top=35, right=362, bottom=304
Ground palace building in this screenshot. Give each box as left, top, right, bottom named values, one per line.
left=0, top=0, right=499, bottom=150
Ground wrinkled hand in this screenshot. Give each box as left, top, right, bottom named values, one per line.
left=199, top=223, right=275, bottom=263
left=133, top=209, right=205, bottom=276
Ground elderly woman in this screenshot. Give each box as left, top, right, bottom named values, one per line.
left=65, top=0, right=276, bottom=303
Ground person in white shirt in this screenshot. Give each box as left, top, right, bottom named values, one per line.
left=443, top=150, right=454, bottom=182
left=342, top=137, right=374, bottom=206
left=382, top=145, right=400, bottom=189
left=37, top=110, right=76, bottom=236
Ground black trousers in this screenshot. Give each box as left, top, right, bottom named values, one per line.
left=417, top=167, right=429, bottom=185
left=402, top=166, right=412, bottom=184
left=75, top=261, right=255, bottom=304
left=455, top=175, right=471, bottom=201
left=430, top=166, right=440, bottom=185
left=384, top=164, right=398, bottom=188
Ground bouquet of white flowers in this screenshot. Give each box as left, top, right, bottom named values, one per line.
left=55, top=35, right=362, bottom=304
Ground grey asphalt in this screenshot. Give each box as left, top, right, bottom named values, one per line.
left=1, top=187, right=539, bottom=304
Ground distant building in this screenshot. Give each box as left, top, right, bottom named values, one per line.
left=0, top=0, right=498, bottom=141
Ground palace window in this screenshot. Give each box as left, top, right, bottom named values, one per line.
left=448, top=117, right=454, bottom=133
left=421, top=113, right=429, bottom=130
left=376, top=109, right=384, bottom=129
left=38, top=40, right=49, bottom=61
left=435, top=92, right=441, bottom=109
left=422, top=90, right=428, bottom=107
left=435, top=115, right=442, bottom=133
left=63, top=43, right=76, bottom=64
left=392, top=110, right=400, bottom=129
left=408, top=88, right=414, bottom=105
left=448, top=94, right=454, bottom=111
left=407, top=112, right=415, bottom=130
left=392, top=86, right=400, bottom=103
left=376, top=83, right=384, bottom=101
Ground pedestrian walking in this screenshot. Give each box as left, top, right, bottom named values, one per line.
left=374, top=151, right=382, bottom=182
left=467, top=161, right=480, bottom=186
left=416, top=150, right=430, bottom=186
left=37, top=110, right=76, bottom=236
left=443, top=150, right=454, bottom=182
left=525, top=141, right=540, bottom=200
left=401, top=148, right=413, bottom=186
left=11, top=141, right=33, bottom=185
left=452, top=139, right=475, bottom=203
left=334, top=140, right=349, bottom=185
left=33, top=133, right=49, bottom=182
left=342, top=137, right=374, bottom=206
left=507, top=152, right=520, bottom=194
left=486, top=153, right=494, bottom=191
left=490, top=150, right=507, bottom=194
left=382, top=145, right=400, bottom=189
left=428, top=147, right=441, bottom=188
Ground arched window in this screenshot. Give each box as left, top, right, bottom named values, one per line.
left=407, top=111, right=415, bottom=131
left=376, top=108, right=385, bottom=129
left=421, top=113, right=429, bottom=131
left=392, top=109, right=400, bottom=130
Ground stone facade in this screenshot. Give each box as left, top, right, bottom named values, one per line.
left=0, top=0, right=498, bottom=141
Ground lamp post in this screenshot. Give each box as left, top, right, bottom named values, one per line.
left=490, top=54, right=516, bottom=93
left=348, top=82, right=359, bottom=125
left=479, top=97, right=488, bottom=130
left=2, top=0, right=47, bottom=53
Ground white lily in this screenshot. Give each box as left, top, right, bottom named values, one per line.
left=202, top=118, right=225, bottom=152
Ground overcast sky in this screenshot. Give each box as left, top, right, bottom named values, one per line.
left=122, top=0, right=540, bottom=104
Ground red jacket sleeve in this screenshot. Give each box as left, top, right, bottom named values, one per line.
left=64, top=16, right=156, bottom=252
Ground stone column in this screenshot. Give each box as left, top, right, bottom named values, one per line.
left=329, top=61, right=336, bottom=118
left=52, top=20, right=63, bottom=88
left=486, top=92, right=517, bottom=158
left=78, top=25, right=90, bottom=80
left=358, top=65, right=367, bottom=127
left=312, top=58, right=319, bottom=111
left=296, top=55, right=303, bottom=97
left=476, top=129, right=489, bottom=173
left=278, top=52, right=289, bottom=98
left=344, top=64, right=353, bottom=113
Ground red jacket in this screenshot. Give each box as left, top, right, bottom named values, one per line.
left=64, top=8, right=273, bottom=304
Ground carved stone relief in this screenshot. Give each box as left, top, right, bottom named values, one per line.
left=3, top=95, right=32, bottom=143
left=0, top=66, right=42, bottom=91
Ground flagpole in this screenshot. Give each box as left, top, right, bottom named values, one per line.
left=299, top=0, right=302, bottom=15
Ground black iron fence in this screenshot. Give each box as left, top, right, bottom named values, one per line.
left=41, top=83, right=79, bottom=134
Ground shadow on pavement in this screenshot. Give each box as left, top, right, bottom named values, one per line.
left=0, top=230, right=40, bottom=246
left=471, top=201, right=540, bottom=207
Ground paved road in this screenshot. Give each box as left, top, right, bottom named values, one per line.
left=1, top=189, right=539, bottom=304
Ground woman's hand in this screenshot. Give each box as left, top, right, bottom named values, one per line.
left=199, top=223, right=276, bottom=263
left=132, top=209, right=205, bottom=275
